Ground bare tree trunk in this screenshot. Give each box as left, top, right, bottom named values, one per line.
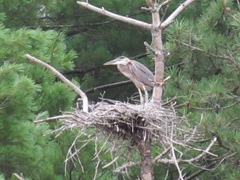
left=138, top=139, right=152, bottom=180
left=138, top=1, right=164, bottom=179
left=148, top=0, right=165, bottom=104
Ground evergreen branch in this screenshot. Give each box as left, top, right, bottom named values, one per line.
left=227, top=117, right=240, bottom=127
left=24, top=54, right=89, bottom=112
left=227, top=12, right=240, bottom=23
left=76, top=1, right=152, bottom=30
left=161, top=0, right=196, bottom=29
left=177, top=41, right=239, bottom=68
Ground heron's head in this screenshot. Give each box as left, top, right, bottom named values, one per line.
left=104, top=56, right=130, bottom=66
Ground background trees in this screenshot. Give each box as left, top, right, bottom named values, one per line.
left=0, top=0, right=239, bottom=179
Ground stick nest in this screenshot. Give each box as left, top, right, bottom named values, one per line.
left=61, top=100, right=191, bottom=147
left=54, top=99, right=218, bottom=176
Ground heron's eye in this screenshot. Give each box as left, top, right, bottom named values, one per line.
left=119, top=56, right=125, bottom=59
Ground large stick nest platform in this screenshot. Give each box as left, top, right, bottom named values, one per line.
left=52, top=100, right=218, bottom=177
left=60, top=100, right=194, bottom=147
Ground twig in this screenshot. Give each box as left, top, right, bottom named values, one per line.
left=76, top=1, right=152, bottom=30
left=158, top=0, right=172, bottom=10
left=102, top=156, right=120, bottom=169
left=12, top=173, right=24, bottom=180
left=85, top=80, right=132, bottom=94
left=64, top=132, right=85, bottom=175
left=93, top=136, right=101, bottom=180
left=153, top=147, right=170, bottom=163
left=24, top=54, right=89, bottom=112
left=34, top=115, right=73, bottom=123
left=185, top=152, right=237, bottom=180
left=161, top=0, right=196, bottom=29
left=181, top=137, right=217, bottom=163
left=170, top=121, right=184, bottom=180
left=114, top=161, right=139, bottom=173
left=144, top=41, right=158, bottom=55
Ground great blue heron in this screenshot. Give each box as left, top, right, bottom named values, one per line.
left=104, top=56, right=154, bottom=104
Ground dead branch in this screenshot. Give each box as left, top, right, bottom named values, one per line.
left=12, top=173, right=24, bottom=180
left=180, top=137, right=217, bottom=163
left=85, top=80, right=132, bottom=94
left=161, top=0, right=196, bottom=29
left=158, top=0, right=172, bottom=10
left=24, top=54, right=89, bottom=112
left=114, top=161, right=140, bottom=173
left=34, top=115, right=73, bottom=123
left=76, top=1, right=152, bottom=30
left=169, top=121, right=184, bottom=180
left=102, top=156, right=119, bottom=169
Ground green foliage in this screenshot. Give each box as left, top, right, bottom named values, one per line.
left=163, top=0, right=240, bottom=179
left=0, top=26, right=77, bottom=115
left=0, top=63, right=65, bottom=179
left=0, top=21, right=76, bottom=178
left=0, top=0, right=240, bottom=179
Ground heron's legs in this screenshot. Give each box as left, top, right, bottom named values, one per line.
left=138, top=88, right=144, bottom=104
left=143, top=86, right=149, bottom=103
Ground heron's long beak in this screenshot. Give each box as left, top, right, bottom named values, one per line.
left=103, top=58, right=119, bottom=66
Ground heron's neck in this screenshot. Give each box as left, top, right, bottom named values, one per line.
left=122, top=59, right=131, bottom=65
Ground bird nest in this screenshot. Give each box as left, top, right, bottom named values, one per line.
left=51, top=99, right=218, bottom=177
left=58, top=99, right=194, bottom=147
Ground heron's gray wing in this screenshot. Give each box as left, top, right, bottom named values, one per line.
left=128, top=60, right=154, bottom=90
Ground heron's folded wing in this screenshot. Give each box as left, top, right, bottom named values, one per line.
left=128, top=60, right=154, bottom=90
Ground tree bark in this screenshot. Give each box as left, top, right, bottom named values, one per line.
left=138, top=139, right=152, bottom=180
left=150, top=4, right=165, bottom=104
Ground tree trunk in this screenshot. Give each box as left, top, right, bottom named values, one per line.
left=150, top=2, right=165, bottom=104
left=138, top=1, right=164, bottom=180
left=138, top=139, right=152, bottom=180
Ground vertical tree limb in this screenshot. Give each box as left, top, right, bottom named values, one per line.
left=138, top=139, right=153, bottom=180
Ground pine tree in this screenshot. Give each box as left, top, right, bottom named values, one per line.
left=0, top=25, right=76, bottom=178
left=164, top=0, right=240, bottom=179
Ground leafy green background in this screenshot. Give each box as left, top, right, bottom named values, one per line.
left=0, top=0, right=239, bottom=179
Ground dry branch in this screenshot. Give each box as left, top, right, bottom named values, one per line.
left=76, top=1, right=152, bottom=30
left=85, top=80, right=132, bottom=94
left=24, top=54, right=89, bottom=112
left=161, top=0, right=196, bottom=29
